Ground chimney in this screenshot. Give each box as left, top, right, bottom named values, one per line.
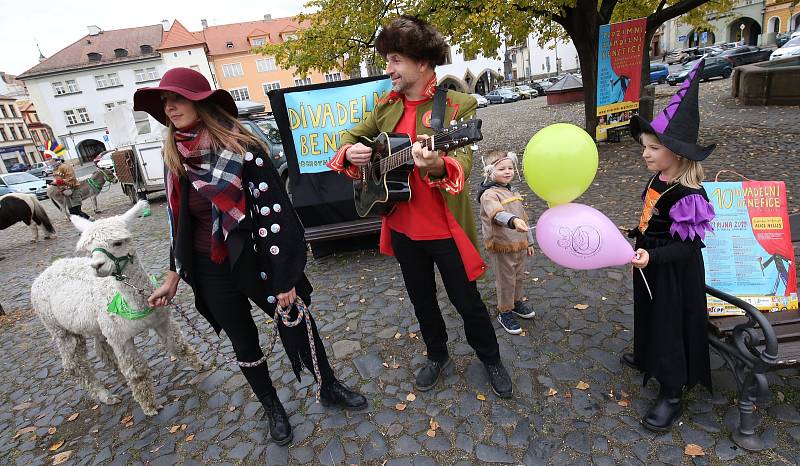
left=161, top=19, right=170, bottom=31
left=201, top=19, right=208, bottom=29
left=264, top=14, right=272, bottom=20
left=87, top=25, right=101, bottom=36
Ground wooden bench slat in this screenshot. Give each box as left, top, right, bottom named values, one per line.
left=709, top=309, right=800, bottom=335
left=303, top=218, right=382, bottom=242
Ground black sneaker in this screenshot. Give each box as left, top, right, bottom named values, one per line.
left=484, top=361, right=513, bottom=398
left=415, top=358, right=452, bottom=391
left=498, top=312, right=522, bottom=335
left=512, top=300, right=536, bottom=319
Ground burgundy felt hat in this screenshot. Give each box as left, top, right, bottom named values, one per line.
left=133, top=67, right=237, bottom=126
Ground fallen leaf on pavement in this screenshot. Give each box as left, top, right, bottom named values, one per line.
left=169, top=425, right=180, bottom=433
left=91, top=405, right=99, bottom=410
left=426, top=429, right=436, bottom=437
left=430, top=419, right=440, bottom=430
left=185, top=434, right=195, bottom=442
left=47, top=427, right=57, bottom=435
left=49, top=440, right=65, bottom=451
left=395, top=403, right=407, bottom=411
left=777, top=391, right=785, bottom=402
left=618, top=399, right=630, bottom=407
left=13, top=426, right=36, bottom=439
left=67, top=412, right=79, bottom=422
left=408, top=332, right=417, bottom=339
left=476, top=393, right=486, bottom=401
left=382, top=362, right=389, bottom=368
left=121, top=415, right=133, bottom=424
left=52, top=451, right=73, bottom=465
left=406, top=393, right=416, bottom=402
left=574, top=304, right=589, bottom=310
left=394, top=332, right=402, bottom=339
left=576, top=381, right=590, bottom=390
left=684, top=444, right=705, bottom=457
left=547, top=388, right=558, bottom=396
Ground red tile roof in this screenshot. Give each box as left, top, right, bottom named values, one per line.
left=203, top=17, right=302, bottom=56
left=158, top=20, right=205, bottom=51
left=18, top=25, right=163, bottom=79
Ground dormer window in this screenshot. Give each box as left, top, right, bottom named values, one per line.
left=114, top=48, right=128, bottom=58
left=226, top=41, right=234, bottom=49
left=140, top=45, right=153, bottom=54
left=251, top=37, right=265, bottom=46
left=87, top=52, right=102, bottom=62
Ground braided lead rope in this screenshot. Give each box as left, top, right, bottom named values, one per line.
left=172, top=302, right=269, bottom=368
left=270, top=297, right=322, bottom=401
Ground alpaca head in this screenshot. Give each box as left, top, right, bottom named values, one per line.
left=71, top=201, right=148, bottom=278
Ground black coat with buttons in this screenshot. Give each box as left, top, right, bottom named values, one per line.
left=170, top=145, right=313, bottom=335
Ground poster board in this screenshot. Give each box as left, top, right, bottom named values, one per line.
left=703, top=181, right=798, bottom=316
left=595, top=18, right=647, bottom=141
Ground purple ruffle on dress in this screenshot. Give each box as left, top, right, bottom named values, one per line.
left=669, top=194, right=715, bottom=241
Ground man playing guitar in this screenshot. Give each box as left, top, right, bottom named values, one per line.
left=328, top=15, right=512, bottom=397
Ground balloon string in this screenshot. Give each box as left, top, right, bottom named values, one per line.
left=638, top=268, right=653, bottom=300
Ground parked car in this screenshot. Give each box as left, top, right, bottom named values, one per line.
left=485, top=88, right=520, bottom=104
left=8, top=162, right=30, bottom=173
left=771, top=36, right=800, bottom=61
left=27, top=161, right=54, bottom=178
left=720, top=46, right=773, bottom=67
left=96, top=151, right=115, bottom=171
left=666, top=56, right=732, bottom=85
left=236, top=100, right=289, bottom=194
left=649, top=64, right=669, bottom=84
left=0, top=172, right=48, bottom=199
left=0, top=185, right=11, bottom=196
left=528, top=81, right=546, bottom=95
left=511, top=85, right=539, bottom=99
left=776, top=31, right=799, bottom=48
left=470, top=93, right=489, bottom=108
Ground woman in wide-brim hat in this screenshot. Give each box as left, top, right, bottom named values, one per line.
left=136, top=67, right=366, bottom=445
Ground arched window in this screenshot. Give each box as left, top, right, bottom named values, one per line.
left=140, top=45, right=153, bottom=54
left=114, top=48, right=128, bottom=58
left=87, top=52, right=102, bottom=62
left=768, top=17, right=781, bottom=34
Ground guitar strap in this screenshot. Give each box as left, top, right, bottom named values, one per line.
left=429, top=85, right=449, bottom=132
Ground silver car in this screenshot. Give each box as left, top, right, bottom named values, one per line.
left=0, top=172, right=49, bottom=199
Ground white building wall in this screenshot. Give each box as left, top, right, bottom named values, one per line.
left=23, top=57, right=168, bottom=162
left=160, top=46, right=217, bottom=88
left=527, top=36, right=580, bottom=78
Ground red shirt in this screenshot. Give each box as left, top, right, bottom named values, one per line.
left=385, top=97, right=452, bottom=240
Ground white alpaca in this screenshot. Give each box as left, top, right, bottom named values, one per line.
left=30, top=201, right=206, bottom=415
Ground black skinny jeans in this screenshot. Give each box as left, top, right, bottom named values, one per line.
left=390, top=230, right=501, bottom=365
left=68, top=205, right=90, bottom=219
left=192, top=254, right=333, bottom=402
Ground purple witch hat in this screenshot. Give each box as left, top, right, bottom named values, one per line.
left=630, top=58, right=716, bottom=161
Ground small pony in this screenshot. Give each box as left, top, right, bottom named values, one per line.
left=0, top=192, right=55, bottom=242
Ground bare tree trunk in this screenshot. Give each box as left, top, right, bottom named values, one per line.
left=640, top=27, right=658, bottom=94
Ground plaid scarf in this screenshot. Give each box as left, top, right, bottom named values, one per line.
left=167, top=125, right=246, bottom=263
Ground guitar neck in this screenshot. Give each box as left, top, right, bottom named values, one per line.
left=379, top=140, right=431, bottom=174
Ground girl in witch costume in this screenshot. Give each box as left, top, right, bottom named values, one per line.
left=624, top=59, right=716, bottom=432
left=134, top=68, right=366, bottom=446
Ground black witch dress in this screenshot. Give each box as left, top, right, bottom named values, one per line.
left=630, top=172, right=715, bottom=391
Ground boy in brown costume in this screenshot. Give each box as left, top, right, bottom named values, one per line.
left=478, top=150, right=536, bottom=334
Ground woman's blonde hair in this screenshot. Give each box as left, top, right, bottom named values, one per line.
left=639, top=131, right=704, bottom=188
left=162, top=100, right=270, bottom=176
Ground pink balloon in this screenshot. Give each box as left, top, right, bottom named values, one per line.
left=535, top=203, right=635, bottom=270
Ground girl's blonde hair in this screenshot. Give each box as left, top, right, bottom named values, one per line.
left=482, top=149, right=518, bottom=182
left=640, top=131, right=704, bottom=188
left=163, top=100, right=269, bottom=176
left=671, top=157, right=704, bottom=189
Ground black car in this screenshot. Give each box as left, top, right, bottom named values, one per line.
left=8, top=162, right=30, bottom=173
left=720, top=46, right=773, bottom=67
left=528, top=81, right=546, bottom=95
left=666, top=57, right=732, bottom=85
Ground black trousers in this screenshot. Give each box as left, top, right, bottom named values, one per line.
left=192, top=254, right=334, bottom=401
left=67, top=205, right=89, bottom=219
left=390, top=230, right=500, bottom=365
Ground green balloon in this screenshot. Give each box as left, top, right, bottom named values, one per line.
left=522, top=123, right=599, bottom=205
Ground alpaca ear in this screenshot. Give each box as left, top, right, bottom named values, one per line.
left=70, top=214, right=93, bottom=233
left=121, top=200, right=149, bottom=225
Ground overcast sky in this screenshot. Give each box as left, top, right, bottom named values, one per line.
left=0, top=0, right=308, bottom=75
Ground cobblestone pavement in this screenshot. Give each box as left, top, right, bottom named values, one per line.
left=1, top=80, right=798, bottom=466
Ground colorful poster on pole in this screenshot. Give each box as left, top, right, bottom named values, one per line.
left=595, top=17, right=647, bottom=141
left=702, top=181, right=798, bottom=316
left=280, top=77, right=392, bottom=174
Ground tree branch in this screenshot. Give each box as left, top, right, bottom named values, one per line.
left=649, top=0, right=713, bottom=29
